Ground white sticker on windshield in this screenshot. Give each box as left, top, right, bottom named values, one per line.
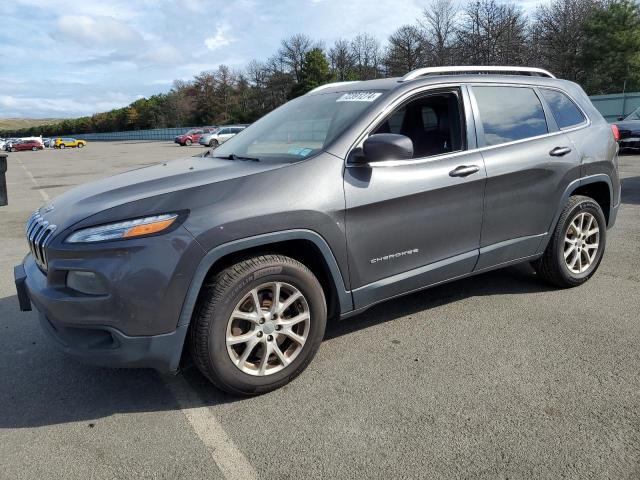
left=336, top=92, right=382, bottom=103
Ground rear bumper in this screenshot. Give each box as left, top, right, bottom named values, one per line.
left=619, top=138, right=640, bottom=149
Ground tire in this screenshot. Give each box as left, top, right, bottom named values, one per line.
left=185, top=139, right=192, bottom=146
left=32, top=146, right=37, bottom=151
left=10, top=147, right=16, bottom=152
left=59, top=144, right=65, bottom=149
left=533, top=195, right=606, bottom=288
left=78, top=143, right=84, bottom=148
left=209, top=139, right=219, bottom=148
left=189, top=254, right=327, bottom=395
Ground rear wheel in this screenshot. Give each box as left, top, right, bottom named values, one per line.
left=185, top=139, right=192, bottom=146
left=32, top=146, right=37, bottom=151
left=189, top=254, right=327, bottom=395
left=533, top=195, right=606, bottom=288
left=10, top=147, right=16, bottom=152
left=59, top=144, right=65, bottom=149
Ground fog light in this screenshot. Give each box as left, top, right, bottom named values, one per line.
left=66, top=271, right=108, bottom=295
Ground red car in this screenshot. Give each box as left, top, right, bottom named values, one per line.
left=10, top=140, right=44, bottom=152
left=174, top=127, right=217, bottom=146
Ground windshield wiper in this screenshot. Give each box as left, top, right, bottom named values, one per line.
left=213, top=153, right=260, bottom=162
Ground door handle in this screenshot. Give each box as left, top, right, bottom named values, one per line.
left=449, top=165, right=480, bottom=177
left=549, top=146, right=572, bottom=157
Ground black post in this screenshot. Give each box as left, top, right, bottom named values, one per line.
left=0, top=153, right=7, bottom=206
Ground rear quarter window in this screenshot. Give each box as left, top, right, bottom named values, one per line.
left=540, top=89, right=586, bottom=129
left=473, top=86, right=548, bottom=147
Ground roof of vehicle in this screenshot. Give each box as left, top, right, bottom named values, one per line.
left=307, top=67, right=576, bottom=97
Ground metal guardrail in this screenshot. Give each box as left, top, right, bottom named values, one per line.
left=0, top=153, right=7, bottom=206
left=66, top=127, right=196, bottom=142
left=589, top=92, right=640, bottom=122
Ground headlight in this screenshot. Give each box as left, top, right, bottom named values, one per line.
left=66, top=213, right=179, bottom=243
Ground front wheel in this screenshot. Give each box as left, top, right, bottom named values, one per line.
left=10, top=147, right=16, bottom=152
left=533, top=195, right=606, bottom=288
left=77, top=143, right=84, bottom=148
left=59, top=144, right=65, bottom=149
left=185, top=139, right=192, bottom=146
left=209, top=139, right=219, bottom=148
left=189, top=254, right=327, bottom=395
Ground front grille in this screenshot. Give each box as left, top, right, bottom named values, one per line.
left=25, top=210, right=57, bottom=271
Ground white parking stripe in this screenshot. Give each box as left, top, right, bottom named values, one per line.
left=164, top=376, right=259, bottom=480
left=15, top=156, right=257, bottom=480
left=16, top=157, right=50, bottom=202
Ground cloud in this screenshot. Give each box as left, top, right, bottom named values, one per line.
left=54, top=15, right=143, bottom=48
left=204, top=24, right=234, bottom=51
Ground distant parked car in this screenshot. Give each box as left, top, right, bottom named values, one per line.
left=9, top=139, right=44, bottom=152
left=54, top=138, right=87, bottom=149
left=614, top=107, right=640, bottom=151
left=198, top=125, right=247, bottom=147
left=174, top=127, right=217, bottom=146
left=3, top=138, right=19, bottom=151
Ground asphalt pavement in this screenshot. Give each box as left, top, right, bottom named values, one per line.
left=1, top=141, right=639, bottom=479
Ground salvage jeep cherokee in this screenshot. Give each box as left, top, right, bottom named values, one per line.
left=14, top=66, right=621, bottom=395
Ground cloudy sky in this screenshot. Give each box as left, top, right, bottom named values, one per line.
left=0, top=0, right=543, bottom=119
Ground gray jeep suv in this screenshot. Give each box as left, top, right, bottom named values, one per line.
left=14, top=66, right=620, bottom=395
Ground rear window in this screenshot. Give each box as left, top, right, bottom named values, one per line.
left=473, top=86, right=548, bottom=146
left=540, top=89, right=586, bottom=129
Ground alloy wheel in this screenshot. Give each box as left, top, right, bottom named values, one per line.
left=564, top=212, right=600, bottom=274
left=226, top=282, right=311, bottom=376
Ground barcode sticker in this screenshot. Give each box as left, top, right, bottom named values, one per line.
left=336, top=92, right=383, bottom=102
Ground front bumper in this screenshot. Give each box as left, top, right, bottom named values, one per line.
left=14, top=258, right=188, bottom=373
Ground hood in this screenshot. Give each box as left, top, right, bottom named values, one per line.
left=38, top=156, right=282, bottom=230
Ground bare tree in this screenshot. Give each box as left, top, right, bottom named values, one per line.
left=383, top=25, right=429, bottom=76
left=529, top=0, right=602, bottom=81
left=329, top=38, right=356, bottom=80
left=456, top=0, right=528, bottom=65
left=420, top=0, right=459, bottom=65
left=278, top=33, right=320, bottom=82
left=350, top=33, right=382, bottom=80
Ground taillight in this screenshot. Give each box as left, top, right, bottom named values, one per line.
left=611, top=124, right=621, bottom=141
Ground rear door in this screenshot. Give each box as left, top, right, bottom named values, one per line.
left=469, top=84, right=582, bottom=269
left=344, top=86, right=486, bottom=308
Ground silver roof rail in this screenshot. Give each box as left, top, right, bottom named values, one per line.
left=400, top=66, right=556, bottom=82
left=307, top=81, right=360, bottom=94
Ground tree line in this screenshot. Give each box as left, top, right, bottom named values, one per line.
left=4, top=0, right=640, bottom=138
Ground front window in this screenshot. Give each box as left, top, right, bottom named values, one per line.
left=372, top=90, right=464, bottom=158
left=213, top=90, right=387, bottom=163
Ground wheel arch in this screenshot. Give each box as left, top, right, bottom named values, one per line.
left=538, top=174, right=614, bottom=255
left=177, top=230, right=353, bottom=331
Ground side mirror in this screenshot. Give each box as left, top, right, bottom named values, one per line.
left=360, top=134, right=413, bottom=164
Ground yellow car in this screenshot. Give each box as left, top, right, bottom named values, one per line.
left=54, top=137, right=87, bottom=149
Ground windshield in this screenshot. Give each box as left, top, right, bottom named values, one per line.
left=213, top=90, right=387, bottom=163
left=624, top=107, right=640, bottom=121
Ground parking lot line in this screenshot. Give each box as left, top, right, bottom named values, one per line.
left=16, top=156, right=50, bottom=202
left=164, top=376, right=258, bottom=480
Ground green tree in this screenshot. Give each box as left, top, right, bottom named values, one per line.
left=291, top=48, right=332, bottom=97
left=580, top=0, right=640, bottom=94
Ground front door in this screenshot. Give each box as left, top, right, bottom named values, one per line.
left=344, top=88, right=486, bottom=308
